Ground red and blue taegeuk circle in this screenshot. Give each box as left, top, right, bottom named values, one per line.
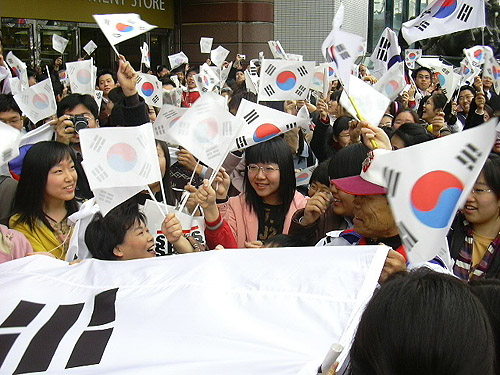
left=32, top=93, right=50, bottom=110
left=253, top=123, right=281, bottom=143
left=195, top=118, right=219, bottom=143
left=411, top=170, right=463, bottom=228
left=116, top=23, right=134, bottom=32
left=141, top=82, right=155, bottom=97
left=276, top=71, right=297, bottom=91
left=107, top=143, right=138, bottom=172
left=76, top=69, right=91, bottom=85
left=385, top=80, right=401, bottom=97
left=433, top=0, right=457, bottom=19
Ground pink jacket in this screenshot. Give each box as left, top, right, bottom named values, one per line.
left=0, top=224, right=33, bottom=264
left=217, top=191, right=309, bottom=248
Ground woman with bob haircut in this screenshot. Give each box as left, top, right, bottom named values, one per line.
left=10, top=141, right=79, bottom=259
left=349, top=269, right=496, bottom=375
left=193, top=136, right=308, bottom=249
left=390, top=122, right=434, bottom=150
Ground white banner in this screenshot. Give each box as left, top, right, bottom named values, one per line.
left=200, top=37, right=213, bottom=54
left=66, top=59, right=95, bottom=96
left=0, top=245, right=387, bottom=374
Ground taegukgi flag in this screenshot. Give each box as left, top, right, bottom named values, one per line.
left=195, top=63, right=220, bottom=94
left=5, top=52, right=29, bottom=92
left=463, top=45, right=490, bottom=69
left=373, top=61, right=406, bottom=102
left=233, top=98, right=310, bottom=151
left=83, top=40, right=98, bottom=56
left=402, top=0, right=486, bottom=45
left=66, top=59, right=95, bottom=96
left=433, top=64, right=460, bottom=102
left=0, top=120, right=22, bottom=166
left=93, top=186, right=144, bottom=216
left=136, top=73, right=163, bottom=108
left=153, top=104, right=187, bottom=143
left=13, top=77, right=57, bottom=124
left=404, top=49, right=422, bottom=69
left=258, top=59, right=315, bottom=101
left=93, top=13, right=157, bottom=54
left=370, top=27, right=402, bottom=78
left=168, top=51, right=189, bottom=70
left=79, top=123, right=162, bottom=190
left=483, top=51, right=500, bottom=95
left=375, top=118, right=498, bottom=264
left=140, top=41, right=151, bottom=69
left=268, top=40, right=288, bottom=60
left=52, top=34, right=69, bottom=54
left=0, top=245, right=387, bottom=375
left=200, top=37, right=213, bottom=54
left=210, top=45, right=230, bottom=69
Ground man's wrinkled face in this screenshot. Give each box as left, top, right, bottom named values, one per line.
left=352, top=194, right=399, bottom=239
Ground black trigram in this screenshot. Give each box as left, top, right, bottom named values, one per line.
left=2, top=149, right=13, bottom=163
left=383, top=167, right=401, bottom=198
left=97, top=190, right=114, bottom=204
left=152, top=95, right=160, bottom=104
left=297, top=66, right=308, bottom=77
left=206, top=146, right=221, bottom=159
left=285, top=122, right=297, bottom=130
left=456, top=143, right=482, bottom=171
left=201, top=87, right=208, bottom=93
left=457, top=4, right=473, bottom=22
left=243, top=109, right=259, bottom=124
left=0, top=289, right=117, bottom=373
left=162, top=109, right=177, bottom=121
left=92, top=165, right=109, bottom=183
left=265, top=64, right=277, bottom=76
left=222, top=121, right=232, bottom=136
left=104, top=19, right=110, bottom=25
left=154, top=125, right=166, bottom=136
left=43, top=83, right=52, bottom=94
left=136, top=75, right=143, bottom=84
left=264, top=85, right=275, bottom=96
left=29, top=110, right=39, bottom=119
left=90, top=135, right=106, bottom=152
left=336, top=44, right=350, bottom=60
left=138, top=162, right=152, bottom=178
left=295, top=85, right=307, bottom=96
left=398, top=221, right=418, bottom=251
left=416, top=21, right=430, bottom=31
left=236, top=136, right=248, bottom=149
left=376, top=37, right=391, bottom=62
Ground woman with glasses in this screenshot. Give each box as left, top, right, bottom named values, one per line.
left=448, top=153, right=500, bottom=280
left=193, top=137, right=308, bottom=249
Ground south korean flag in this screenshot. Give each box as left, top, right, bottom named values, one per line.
left=258, top=59, right=315, bottom=101
left=375, top=118, right=498, bottom=265
left=136, top=73, right=163, bottom=108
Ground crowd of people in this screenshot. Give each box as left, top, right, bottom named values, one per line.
left=0, top=30, right=499, bottom=373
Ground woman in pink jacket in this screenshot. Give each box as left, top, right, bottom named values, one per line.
left=195, top=137, right=308, bottom=249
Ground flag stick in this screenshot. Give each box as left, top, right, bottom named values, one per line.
left=159, top=178, right=168, bottom=213
left=146, top=185, right=167, bottom=217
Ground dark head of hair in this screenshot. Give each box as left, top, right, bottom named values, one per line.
left=155, top=139, right=176, bottom=205
left=310, top=160, right=330, bottom=187
left=108, top=86, right=125, bottom=105
left=330, top=89, right=343, bottom=102
left=459, top=84, right=476, bottom=96
left=350, top=269, right=495, bottom=375
left=12, top=141, right=79, bottom=232
left=0, top=94, right=22, bottom=116
left=392, top=108, right=420, bottom=126
left=156, top=64, right=169, bottom=74
left=160, top=77, right=177, bottom=88
left=329, top=116, right=351, bottom=148
left=244, top=136, right=295, bottom=219
left=412, top=66, right=432, bottom=80
left=57, top=94, right=99, bottom=118
left=391, top=123, right=434, bottom=148
left=417, top=93, right=451, bottom=121
left=50, top=73, right=64, bottom=99
left=85, top=199, right=147, bottom=260
left=228, top=91, right=257, bottom=114
left=328, top=142, right=370, bottom=180
left=186, top=66, right=199, bottom=76
left=97, top=68, right=117, bottom=84
left=482, top=153, right=500, bottom=198
left=263, top=234, right=303, bottom=248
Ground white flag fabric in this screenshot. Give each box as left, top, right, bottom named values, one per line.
left=52, top=34, right=69, bottom=54
left=210, top=46, right=230, bottom=69
left=143, top=200, right=206, bottom=256
left=309, top=65, right=329, bottom=97
left=0, top=121, right=21, bottom=166
left=218, top=61, right=233, bottom=88
left=140, top=42, right=151, bottom=69
left=168, top=51, right=189, bottom=70
left=5, top=52, right=29, bottom=92
left=8, top=78, right=23, bottom=96
left=14, top=78, right=57, bottom=124
left=402, top=0, right=486, bottom=45
left=79, top=123, right=162, bottom=190
left=268, top=40, right=288, bottom=60
left=153, top=105, right=188, bottom=143
left=340, top=75, right=391, bottom=127
left=93, top=13, right=157, bottom=53
left=374, top=62, right=406, bottom=101
left=66, top=59, right=95, bottom=96
left=83, top=40, right=98, bottom=56
left=245, top=70, right=258, bottom=94
left=463, top=45, right=490, bottom=69
left=0, top=245, right=387, bottom=375
left=376, top=119, right=498, bottom=264
left=136, top=73, right=163, bottom=108
left=94, top=90, right=103, bottom=110
left=405, top=49, right=422, bottom=69
left=296, top=165, right=316, bottom=187
left=433, top=64, right=459, bottom=102
left=195, top=63, right=220, bottom=94
left=320, top=62, right=338, bottom=82
left=459, top=57, right=480, bottom=84
left=19, top=122, right=55, bottom=147
left=416, top=57, right=444, bottom=71
left=258, top=59, right=315, bottom=101
left=164, top=93, right=244, bottom=171
left=286, top=54, right=303, bottom=62
left=233, top=99, right=310, bottom=151
left=370, top=28, right=402, bottom=78
left=483, top=52, right=500, bottom=95
left=200, top=37, right=213, bottom=54
left=66, top=198, right=100, bottom=261
left=93, top=186, right=144, bottom=216
left=162, top=87, right=183, bottom=108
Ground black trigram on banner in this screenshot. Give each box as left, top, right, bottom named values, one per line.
left=97, top=190, right=114, bottom=204
left=336, top=44, right=350, bottom=60
left=456, top=143, right=482, bottom=171
left=206, top=146, right=221, bottom=160
left=297, top=66, right=308, bottom=77
left=139, top=162, right=152, bottom=179
left=136, top=75, right=143, bottom=84
left=376, top=37, right=391, bottom=62
left=295, top=85, right=307, bottom=96
left=0, top=289, right=118, bottom=373
left=398, top=221, right=418, bottom=252
left=416, top=21, right=430, bottom=31
left=155, top=125, right=166, bottom=136
left=2, top=149, right=13, bottom=163
left=265, top=64, right=277, bottom=76
left=285, top=122, right=297, bottom=131
left=90, top=135, right=106, bottom=152
left=383, top=167, right=401, bottom=198
left=264, top=85, right=275, bottom=96
left=235, top=136, right=248, bottom=149
left=222, top=121, right=232, bottom=136
left=152, top=95, right=160, bottom=104
left=457, top=4, right=473, bottom=22
left=92, top=165, right=109, bottom=183
left=243, top=109, right=259, bottom=124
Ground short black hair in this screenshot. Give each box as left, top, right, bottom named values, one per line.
left=0, top=94, right=22, bottom=116
left=160, top=77, right=177, bottom=87
left=482, top=153, right=500, bottom=198
left=97, top=68, right=117, bottom=84
left=263, top=234, right=303, bottom=247
left=228, top=91, right=257, bottom=114
left=85, top=199, right=147, bottom=260
left=412, top=66, right=432, bottom=79
left=309, top=160, right=330, bottom=187
left=57, top=94, right=99, bottom=118
left=328, top=142, right=370, bottom=180
left=391, top=122, right=434, bottom=148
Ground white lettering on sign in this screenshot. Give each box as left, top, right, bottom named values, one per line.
left=87, top=0, right=166, bottom=11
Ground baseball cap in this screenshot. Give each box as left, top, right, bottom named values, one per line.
left=331, top=149, right=391, bottom=195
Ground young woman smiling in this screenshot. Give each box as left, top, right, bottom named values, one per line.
left=10, top=142, right=79, bottom=259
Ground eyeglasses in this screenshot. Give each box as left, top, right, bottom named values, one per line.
left=471, top=188, right=492, bottom=195
left=247, top=164, right=280, bottom=175
left=1, top=118, right=22, bottom=127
